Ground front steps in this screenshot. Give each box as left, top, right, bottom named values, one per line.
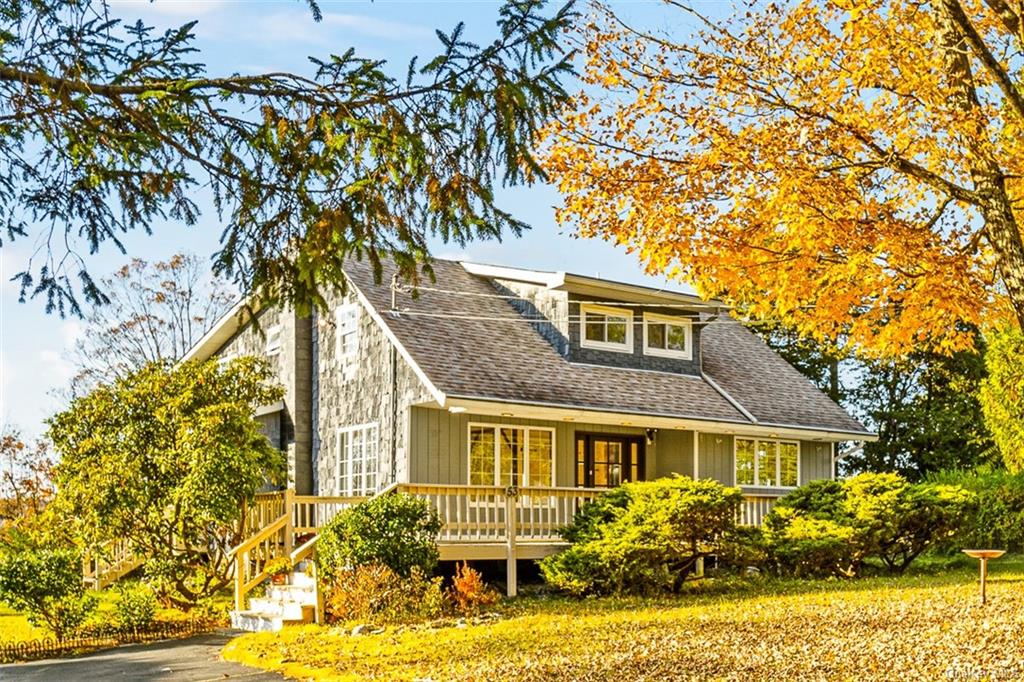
left=230, top=568, right=318, bottom=632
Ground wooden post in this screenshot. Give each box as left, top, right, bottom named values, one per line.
left=284, top=489, right=295, bottom=556
left=312, top=560, right=324, bottom=625
left=981, top=557, right=989, bottom=605
left=234, top=553, right=244, bottom=612
left=505, top=488, right=518, bottom=598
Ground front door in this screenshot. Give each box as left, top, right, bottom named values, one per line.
left=575, top=433, right=645, bottom=488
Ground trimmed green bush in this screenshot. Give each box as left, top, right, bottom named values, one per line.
left=318, top=492, right=441, bottom=580
left=763, top=473, right=974, bottom=576
left=0, top=547, right=98, bottom=640
left=927, top=467, right=1024, bottom=552
left=114, top=582, right=158, bottom=630
left=540, top=476, right=742, bottom=596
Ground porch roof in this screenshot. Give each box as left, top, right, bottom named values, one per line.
left=345, top=259, right=873, bottom=440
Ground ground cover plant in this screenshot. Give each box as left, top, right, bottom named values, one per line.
left=224, top=556, right=1024, bottom=681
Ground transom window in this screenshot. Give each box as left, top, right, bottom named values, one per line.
left=469, top=424, right=555, bottom=487
left=643, top=313, right=692, bottom=360
left=735, top=438, right=799, bottom=488
left=335, top=304, right=359, bottom=358
left=580, top=304, right=633, bottom=353
left=336, top=423, right=379, bottom=496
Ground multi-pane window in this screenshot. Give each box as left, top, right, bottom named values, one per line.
left=580, top=304, right=632, bottom=352
left=643, top=313, right=692, bottom=359
left=469, top=424, right=555, bottom=487
left=264, top=324, right=282, bottom=357
left=735, top=438, right=799, bottom=487
left=336, top=424, right=379, bottom=496
left=335, top=304, right=360, bottom=358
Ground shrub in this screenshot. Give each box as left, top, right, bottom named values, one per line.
left=318, top=493, right=441, bottom=580
left=114, top=582, right=158, bottom=630
left=325, top=563, right=444, bottom=625
left=0, top=547, right=98, bottom=639
left=449, top=563, right=499, bottom=615
left=927, top=467, right=1024, bottom=552
left=540, top=476, right=742, bottom=596
left=979, top=324, right=1024, bottom=471
left=763, top=472, right=974, bottom=576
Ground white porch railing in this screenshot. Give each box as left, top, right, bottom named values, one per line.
left=396, top=483, right=604, bottom=544
left=738, top=493, right=784, bottom=526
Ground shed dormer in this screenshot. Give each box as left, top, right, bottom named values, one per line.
left=461, top=262, right=724, bottom=376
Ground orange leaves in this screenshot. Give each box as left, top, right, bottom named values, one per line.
left=540, top=0, right=1024, bottom=357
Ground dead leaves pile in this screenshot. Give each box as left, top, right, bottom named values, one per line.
left=223, top=571, right=1024, bottom=681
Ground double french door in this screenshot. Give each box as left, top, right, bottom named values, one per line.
left=575, top=433, right=645, bottom=488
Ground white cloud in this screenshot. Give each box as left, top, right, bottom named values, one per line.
left=321, top=13, right=432, bottom=41
left=107, top=0, right=230, bottom=19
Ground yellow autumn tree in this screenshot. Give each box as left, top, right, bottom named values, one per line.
left=543, top=0, right=1024, bottom=356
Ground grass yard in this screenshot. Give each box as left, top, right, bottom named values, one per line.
left=223, top=556, right=1024, bottom=681
left=0, top=590, right=231, bottom=644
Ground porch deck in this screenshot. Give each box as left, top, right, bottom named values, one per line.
left=226, top=483, right=784, bottom=611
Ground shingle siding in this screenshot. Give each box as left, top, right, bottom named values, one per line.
left=312, top=290, right=432, bottom=496
left=213, top=306, right=314, bottom=493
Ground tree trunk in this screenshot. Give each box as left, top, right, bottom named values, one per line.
left=936, top=0, right=1024, bottom=328
left=978, top=187, right=1024, bottom=328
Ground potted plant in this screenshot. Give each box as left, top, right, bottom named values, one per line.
left=265, top=556, right=292, bottom=585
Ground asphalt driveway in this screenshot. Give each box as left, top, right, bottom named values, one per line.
left=0, top=631, right=284, bottom=681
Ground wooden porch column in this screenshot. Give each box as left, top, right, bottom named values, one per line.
left=505, top=488, right=518, bottom=597
left=283, top=488, right=295, bottom=556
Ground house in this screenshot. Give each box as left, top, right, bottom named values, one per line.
left=183, top=258, right=874, bottom=612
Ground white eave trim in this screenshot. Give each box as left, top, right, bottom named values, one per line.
left=435, top=396, right=877, bottom=442
left=459, top=260, right=724, bottom=310
left=180, top=296, right=260, bottom=363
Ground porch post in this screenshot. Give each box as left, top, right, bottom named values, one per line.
left=283, top=488, right=295, bottom=555
left=693, top=430, right=700, bottom=479
left=505, top=487, right=518, bottom=598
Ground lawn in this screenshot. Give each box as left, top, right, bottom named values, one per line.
left=223, top=556, right=1024, bottom=681
left=0, top=590, right=232, bottom=644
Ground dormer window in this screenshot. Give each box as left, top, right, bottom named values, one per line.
left=643, top=313, right=693, bottom=360
left=580, top=304, right=633, bottom=353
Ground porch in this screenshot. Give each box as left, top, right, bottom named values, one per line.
left=226, top=483, right=785, bottom=616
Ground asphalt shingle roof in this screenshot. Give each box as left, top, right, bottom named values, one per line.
left=345, top=259, right=871, bottom=437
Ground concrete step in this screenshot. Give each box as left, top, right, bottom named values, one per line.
left=266, top=583, right=315, bottom=604
left=230, top=607, right=314, bottom=632
left=247, top=598, right=313, bottom=621
left=290, top=570, right=315, bottom=589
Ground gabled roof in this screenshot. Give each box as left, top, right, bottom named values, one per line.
left=345, top=259, right=873, bottom=439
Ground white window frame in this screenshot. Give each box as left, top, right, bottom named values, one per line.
left=335, top=423, right=379, bottom=496
left=264, top=324, right=282, bottom=357
left=642, top=312, right=693, bottom=360
left=335, top=303, right=360, bottom=360
left=216, top=351, right=237, bottom=368
left=733, top=437, right=801, bottom=489
left=466, top=422, right=557, bottom=488
left=579, top=304, right=634, bottom=353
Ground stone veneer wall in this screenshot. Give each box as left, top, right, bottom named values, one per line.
left=213, top=305, right=315, bottom=494
left=490, top=279, right=570, bottom=355
left=313, top=289, right=433, bottom=496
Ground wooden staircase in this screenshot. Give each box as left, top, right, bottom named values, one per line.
left=82, top=538, right=144, bottom=590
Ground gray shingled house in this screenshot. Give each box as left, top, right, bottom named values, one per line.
left=183, top=258, right=873, bottom=616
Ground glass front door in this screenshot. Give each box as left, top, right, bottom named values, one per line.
left=575, top=434, right=645, bottom=488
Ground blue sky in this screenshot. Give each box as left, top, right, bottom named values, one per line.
left=0, top=0, right=706, bottom=439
